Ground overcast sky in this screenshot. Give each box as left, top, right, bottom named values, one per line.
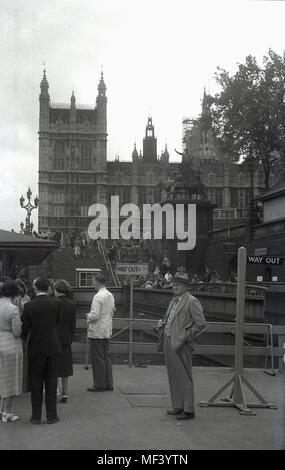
left=0, top=0, right=285, bottom=231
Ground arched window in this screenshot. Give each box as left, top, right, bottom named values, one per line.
left=80, top=143, right=91, bottom=170
left=54, top=141, right=65, bottom=170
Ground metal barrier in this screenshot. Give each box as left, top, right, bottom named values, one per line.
left=80, top=316, right=284, bottom=372
left=188, top=282, right=268, bottom=296
left=195, top=321, right=275, bottom=376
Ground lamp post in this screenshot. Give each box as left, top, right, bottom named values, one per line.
left=19, top=187, right=39, bottom=235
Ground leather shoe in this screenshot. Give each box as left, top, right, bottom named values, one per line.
left=87, top=387, right=107, bottom=392
left=176, top=412, right=195, bottom=420
left=167, top=408, right=183, bottom=416
left=60, top=396, right=68, bottom=403
left=47, top=417, right=59, bottom=424
left=30, top=418, right=41, bottom=425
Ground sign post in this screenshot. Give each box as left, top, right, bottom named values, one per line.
left=129, top=276, right=134, bottom=368
left=116, top=263, right=149, bottom=367
left=199, top=246, right=277, bottom=415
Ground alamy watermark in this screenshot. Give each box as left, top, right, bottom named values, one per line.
left=87, top=196, right=196, bottom=251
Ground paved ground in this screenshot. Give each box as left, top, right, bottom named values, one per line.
left=0, top=365, right=284, bottom=450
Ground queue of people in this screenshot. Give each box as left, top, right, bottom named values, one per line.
left=71, top=231, right=91, bottom=258
left=0, top=268, right=206, bottom=425
left=138, top=260, right=225, bottom=290
left=0, top=277, right=76, bottom=424
left=33, top=229, right=62, bottom=245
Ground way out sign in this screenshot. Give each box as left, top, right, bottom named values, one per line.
left=116, top=263, right=149, bottom=276
left=247, top=256, right=284, bottom=266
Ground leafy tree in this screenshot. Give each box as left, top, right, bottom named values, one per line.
left=211, top=49, right=285, bottom=189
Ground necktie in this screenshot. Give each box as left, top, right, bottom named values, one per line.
left=166, top=296, right=179, bottom=326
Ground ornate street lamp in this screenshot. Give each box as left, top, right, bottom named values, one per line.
left=19, top=187, right=39, bottom=235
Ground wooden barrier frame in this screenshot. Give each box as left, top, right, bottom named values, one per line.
left=199, top=247, right=278, bottom=415
left=75, top=318, right=285, bottom=370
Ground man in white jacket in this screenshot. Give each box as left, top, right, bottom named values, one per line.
left=86, top=275, right=115, bottom=392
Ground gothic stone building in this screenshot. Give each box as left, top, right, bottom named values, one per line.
left=182, top=90, right=269, bottom=229
left=38, top=71, right=173, bottom=244
left=38, top=73, right=270, bottom=246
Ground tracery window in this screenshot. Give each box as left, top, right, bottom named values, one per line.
left=54, top=141, right=65, bottom=170
left=80, top=142, right=91, bottom=170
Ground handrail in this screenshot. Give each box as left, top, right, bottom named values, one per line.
left=108, top=318, right=280, bottom=373
left=187, top=282, right=267, bottom=296
left=98, top=239, right=121, bottom=287
left=145, top=239, right=159, bottom=262
left=78, top=317, right=285, bottom=372
left=134, top=282, right=266, bottom=297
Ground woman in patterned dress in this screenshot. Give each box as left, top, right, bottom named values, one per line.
left=0, top=281, right=23, bottom=422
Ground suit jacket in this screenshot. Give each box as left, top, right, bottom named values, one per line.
left=56, top=294, right=77, bottom=345
left=21, top=294, right=62, bottom=357
left=158, top=291, right=205, bottom=353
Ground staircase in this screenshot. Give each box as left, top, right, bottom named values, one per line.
left=49, top=245, right=117, bottom=287
left=30, top=240, right=154, bottom=287
left=97, top=239, right=121, bottom=287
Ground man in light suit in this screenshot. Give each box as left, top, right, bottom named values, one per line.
left=86, top=275, right=115, bottom=392
left=157, top=273, right=205, bottom=420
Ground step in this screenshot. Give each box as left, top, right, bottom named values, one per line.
left=49, top=247, right=116, bottom=286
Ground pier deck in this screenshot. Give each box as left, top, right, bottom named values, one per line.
left=0, top=365, right=284, bottom=450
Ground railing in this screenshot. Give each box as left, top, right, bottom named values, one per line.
left=213, top=208, right=250, bottom=220
left=133, top=281, right=267, bottom=297
left=210, top=224, right=246, bottom=240
left=145, top=239, right=159, bottom=263
left=188, top=282, right=268, bottom=296
left=133, top=285, right=265, bottom=322
left=50, top=102, right=94, bottom=109
left=75, top=317, right=285, bottom=373
left=98, top=238, right=121, bottom=287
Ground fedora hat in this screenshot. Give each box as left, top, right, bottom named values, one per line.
left=172, top=272, right=191, bottom=286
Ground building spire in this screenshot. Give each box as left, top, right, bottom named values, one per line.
left=98, top=69, right=106, bottom=96
left=70, top=90, right=76, bottom=122
left=39, top=66, right=50, bottom=130
left=162, top=142, right=169, bottom=163
left=143, top=116, right=157, bottom=162
left=42, top=62, right=47, bottom=80
left=132, top=142, right=139, bottom=160
left=40, top=67, right=49, bottom=94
